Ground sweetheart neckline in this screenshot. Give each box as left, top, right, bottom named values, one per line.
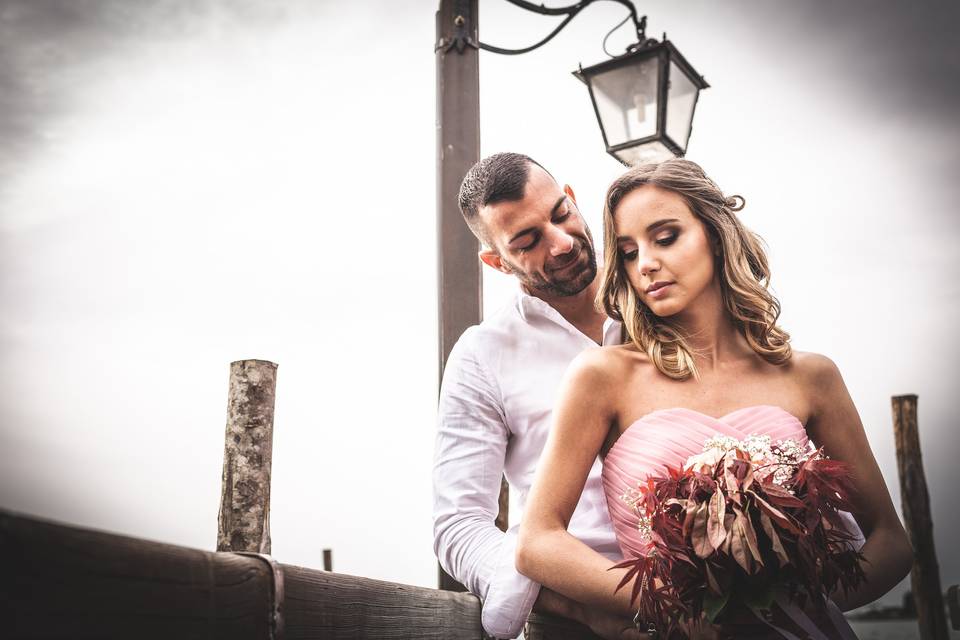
left=628, top=404, right=805, bottom=429
left=604, top=405, right=806, bottom=460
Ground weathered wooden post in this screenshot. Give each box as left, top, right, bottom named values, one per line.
left=218, top=359, right=278, bottom=554
left=949, top=585, right=959, bottom=630
left=891, top=394, right=949, bottom=640
left=324, top=548, right=333, bottom=572
left=435, top=0, right=510, bottom=593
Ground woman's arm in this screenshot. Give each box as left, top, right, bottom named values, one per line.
left=516, top=348, right=637, bottom=617
left=801, top=353, right=913, bottom=611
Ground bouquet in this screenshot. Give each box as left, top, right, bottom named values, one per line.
left=612, top=434, right=866, bottom=639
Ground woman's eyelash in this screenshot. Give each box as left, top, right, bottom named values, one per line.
left=619, top=231, right=677, bottom=259
left=655, top=231, right=678, bottom=246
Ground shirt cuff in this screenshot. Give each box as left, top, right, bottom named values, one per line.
left=481, top=525, right=541, bottom=639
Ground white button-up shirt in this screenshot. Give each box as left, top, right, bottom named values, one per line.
left=433, top=288, right=623, bottom=639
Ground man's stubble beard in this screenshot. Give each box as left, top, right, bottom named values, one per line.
left=504, top=233, right=599, bottom=298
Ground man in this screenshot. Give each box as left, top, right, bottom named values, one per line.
left=432, top=152, right=640, bottom=639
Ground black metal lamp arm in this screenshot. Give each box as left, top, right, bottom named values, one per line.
left=479, top=0, right=646, bottom=55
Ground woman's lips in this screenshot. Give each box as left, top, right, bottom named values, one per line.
left=645, top=282, right=673, bottom=299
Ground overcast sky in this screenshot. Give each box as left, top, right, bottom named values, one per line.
left=1, top=0, right=958, bottom=610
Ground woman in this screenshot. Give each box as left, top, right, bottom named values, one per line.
left=515, top=159, right=912, bottom=637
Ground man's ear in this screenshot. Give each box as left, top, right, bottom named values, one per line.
left=479, top=248, right=512, bottom=274
left=563, top=184, right=577, bottom=204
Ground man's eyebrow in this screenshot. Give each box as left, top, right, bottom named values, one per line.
left=508, top=195, right=569, bottom=244
left=550, top=194, right=568, bottom=216
left=616, top=218, right=680, bottom=242
left=508, top=227, right=536, bottom=245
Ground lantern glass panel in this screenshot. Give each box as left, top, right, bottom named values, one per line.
left=665, top=60, right=699, bottom=152
left=589, top=55, right=660, bottom=148
left=613, top=139, right=674, bottom=166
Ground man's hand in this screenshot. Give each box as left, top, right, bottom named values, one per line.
left=533, top=587, right=647, bottom=640
left=579, top=608, right=647, bottom=640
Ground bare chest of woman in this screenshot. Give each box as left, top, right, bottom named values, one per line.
left=606, top=358, right=812, bottom=449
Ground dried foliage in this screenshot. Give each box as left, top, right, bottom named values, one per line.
left=612, top=435, right=866, bottom=638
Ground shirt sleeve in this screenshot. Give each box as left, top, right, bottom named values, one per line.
left=432, top=331, right=540, bottom=639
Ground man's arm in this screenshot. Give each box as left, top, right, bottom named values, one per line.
left=432, top=332, right=539, bottom=638
left=434, top=334, right=645, bottom=640
left=535, top=588, right=647, bottom=640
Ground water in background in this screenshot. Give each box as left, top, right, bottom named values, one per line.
left=849, top=620, right=960, bottom=639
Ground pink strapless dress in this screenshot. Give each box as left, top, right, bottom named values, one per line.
left=601, top=405, right=860, bottom=640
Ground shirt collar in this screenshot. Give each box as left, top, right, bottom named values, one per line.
left=515, top=285, right=545, bottom=324
left=513, top=284, right=621, bottom=345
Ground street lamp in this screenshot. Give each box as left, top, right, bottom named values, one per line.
left=460, top=0, right=710, bottom=166
left=574, top=39, right=709, bottom=165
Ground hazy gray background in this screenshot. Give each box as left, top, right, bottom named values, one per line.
left=1, top=0, right=957, bottom=610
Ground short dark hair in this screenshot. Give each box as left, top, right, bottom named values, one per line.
left=457, top=152, right=545, bottom=246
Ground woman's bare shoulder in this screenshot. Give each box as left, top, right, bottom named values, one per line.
left=568, top=342, right=652, bottom=384
left=789, top=350, right=844, bottom=387
left=575, top=341, right=651, bottom=368
left=787, top=352, right=852, bottom=425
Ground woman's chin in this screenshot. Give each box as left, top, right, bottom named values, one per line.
left=645, top=299, right=684, bottom=318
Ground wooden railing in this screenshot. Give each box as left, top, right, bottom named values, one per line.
left=1, top=509, right=483, bottom=640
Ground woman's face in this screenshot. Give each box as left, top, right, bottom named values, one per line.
left=614, top=184, right=718, bottom=318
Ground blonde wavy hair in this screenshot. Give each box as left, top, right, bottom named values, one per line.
left=598, top=159, right=791, bottom=380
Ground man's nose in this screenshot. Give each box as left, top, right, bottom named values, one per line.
left=548, top=228, right=575, bottom=257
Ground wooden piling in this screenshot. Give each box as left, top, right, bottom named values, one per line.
left=891, top=394, right=949, bottom=640
left=948, top=585, right=959, bottom=631
left=218, top=359, right=278, bottom=554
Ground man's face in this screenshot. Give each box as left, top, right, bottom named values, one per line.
left=478, top=165, right=597, bottom=299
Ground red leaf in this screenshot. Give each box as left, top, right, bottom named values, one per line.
left=682, top=499, right=698, bottom=539
left=749, top=490, right=802, bottom=534
left=631, top=565, right=647, bottom=604
left=705, top=561, right=722, bottom=595
left=760, top=512, right=790, bottom=567
left=707, top=489, right=728, bottom=550
left=762, top=481, right=806, bottom=508
left=721, top=513, right=735, bottom=554
left=729, top=509, right=753, bottom=574
left=612, top=560, right=641, bottom=594
left=741, top=510, right=764, bottom=567
left=691, top=502, right=713, bottom=558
